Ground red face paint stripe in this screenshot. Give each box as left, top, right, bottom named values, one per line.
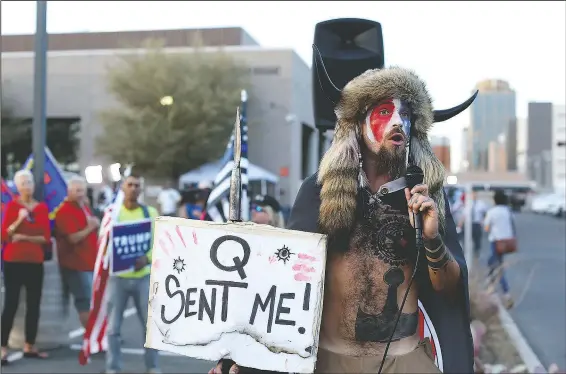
left=368, top=101, right=396, bottom=142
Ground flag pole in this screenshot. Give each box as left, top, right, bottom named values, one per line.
left=228, top=107, right=242, bottom=222
left=228, top=90, right=247, bottom=222
left=32, top=0, right=48, bottom=200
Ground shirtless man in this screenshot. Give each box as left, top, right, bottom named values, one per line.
left=211, top=67, right=475, bottom=374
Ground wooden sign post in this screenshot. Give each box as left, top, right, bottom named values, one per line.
left=145, top=218, right=327, bottom=373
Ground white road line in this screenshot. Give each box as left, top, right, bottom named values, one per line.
left=6, top=307, right=137, bottom=363
left=497, top=300, right=548, bottom=373
left=68, top=344, right=181, bottom=357
left=68, top=307, right=136, bottom=339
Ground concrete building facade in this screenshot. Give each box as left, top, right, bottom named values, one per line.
left=527, top=102, right=554, bottom=190
left=506, top=118, right=518, bottom=171
left=460, top=127, right=469, bottom=172
left=552, top=105, right=566, bottom=193
left=468, top=79, right=516, bottom=171
left=1, top=28, right=323, bottom=207
left=487, top=139, right=507, bottom=173
left=516, top=118, right=528, bottom=174
left=431, top=136, right=451, bottom=171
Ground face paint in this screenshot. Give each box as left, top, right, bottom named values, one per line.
left=365, top=98, right=411, bottom=144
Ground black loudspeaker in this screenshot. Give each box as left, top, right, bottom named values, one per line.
left=313, top=18, right=385, bottom=131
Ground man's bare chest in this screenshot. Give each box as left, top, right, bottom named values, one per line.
left=323, top=202, right=420, bottom=344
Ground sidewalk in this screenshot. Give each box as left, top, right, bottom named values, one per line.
left=3, top=302, right=216, bottom=373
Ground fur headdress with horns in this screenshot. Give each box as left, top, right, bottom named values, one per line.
left=316, top=66, right=477, bottom=237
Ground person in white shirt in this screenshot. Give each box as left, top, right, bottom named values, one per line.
left=157, top=181, right=181, bottom=216
left=457, top=191, right=489, bottom=254
left=484, top=190, right=515, bottom=308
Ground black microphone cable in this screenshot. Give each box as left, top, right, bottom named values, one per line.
left=377, top=165, right=424, bottom=374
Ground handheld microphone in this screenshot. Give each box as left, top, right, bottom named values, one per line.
left=405, top=165, right=425, bottom=251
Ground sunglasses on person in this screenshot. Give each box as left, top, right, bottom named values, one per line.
left=26, top=211, right=35, bottom=223
left=252, top=205, right=265, bottom=213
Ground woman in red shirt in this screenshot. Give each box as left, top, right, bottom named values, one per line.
left=1, top=170, right=51, bottom=365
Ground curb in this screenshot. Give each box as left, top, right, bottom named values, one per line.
left=496, top=300, right=547, bottom=373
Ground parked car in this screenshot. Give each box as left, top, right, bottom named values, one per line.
left=545, top=193, right=566, bottom=217
left=531, top=193, right=556, bottom=214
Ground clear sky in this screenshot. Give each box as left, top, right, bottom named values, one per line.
left=2, top=1, right=565, bottom=172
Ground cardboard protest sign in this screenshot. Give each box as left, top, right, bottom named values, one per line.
left=145, top=217, right=327, bottom=373
left=111, top=219, right=152, bottom=274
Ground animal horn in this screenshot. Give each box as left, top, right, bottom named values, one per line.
left=433, top=90, right=479, bottom=123
left=312, top=44, right=342, bottom=105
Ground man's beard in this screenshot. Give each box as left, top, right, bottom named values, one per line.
left=373, top=143, right=407, bottom=180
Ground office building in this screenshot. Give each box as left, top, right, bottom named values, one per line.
left=431, top=136, right=451, bottom=171
left=506, top=118, right=518, bottom=171
left=552, top=105, right=566, bottom=193
left=468, top=79, right=516, bottom=171
left=527, top=102, right=553, bottom=190
left=460, top=127, right=469, bottom=172
left=516, top=118, right=528, bottom=174
left=1, top=28, right=320, bottom=207
left=488, top=136, right=507, bottom=173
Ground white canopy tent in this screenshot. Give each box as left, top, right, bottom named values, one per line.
left=178, top=160, right=279, bottom=195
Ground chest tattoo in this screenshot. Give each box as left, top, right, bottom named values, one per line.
left=351, top=200, right=419, bottom=343
left=355, top=267, right=418, bottom=343
left=352, top=201, right=415, bottom=266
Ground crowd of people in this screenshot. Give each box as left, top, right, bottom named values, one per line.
left=1, top=165, right=515, bottom=373
left=1, top=168, right=285, bottom=372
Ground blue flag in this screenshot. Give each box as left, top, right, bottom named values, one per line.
left=22, top=147, right=68, bottom=224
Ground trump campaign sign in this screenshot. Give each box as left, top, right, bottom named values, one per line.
left=111, top=219, right=152, bottom=274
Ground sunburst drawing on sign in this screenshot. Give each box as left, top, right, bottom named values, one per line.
left=172, top=257, right=186, bottom=274
left=275, top=245, right=294, bottom=264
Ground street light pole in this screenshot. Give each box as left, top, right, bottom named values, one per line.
left=32, top=0, right=48, bottom=200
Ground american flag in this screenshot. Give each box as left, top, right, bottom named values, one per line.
left=78, top=166, right=130, bottom=365
left=206, top=90, right=250, bottom=222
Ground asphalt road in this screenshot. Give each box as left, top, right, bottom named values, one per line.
left=3, top=212, right=564, bottom=373
left=3, top=298, right=216, bottom=373
left=477, top=212, right=566, bottom=370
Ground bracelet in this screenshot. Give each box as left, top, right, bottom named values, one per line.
left=427, top=252, right=451, bottom=271
left=425, top=243, right=446, bottom=260
left=425, top=236, right=452, bottom=271
left=424, top=235, right=443, bottom=252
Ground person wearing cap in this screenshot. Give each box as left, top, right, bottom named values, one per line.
left=251, top=195, right=285, bottom=228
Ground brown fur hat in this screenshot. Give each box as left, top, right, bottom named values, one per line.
left=317, top=67, right=449, bottom=236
